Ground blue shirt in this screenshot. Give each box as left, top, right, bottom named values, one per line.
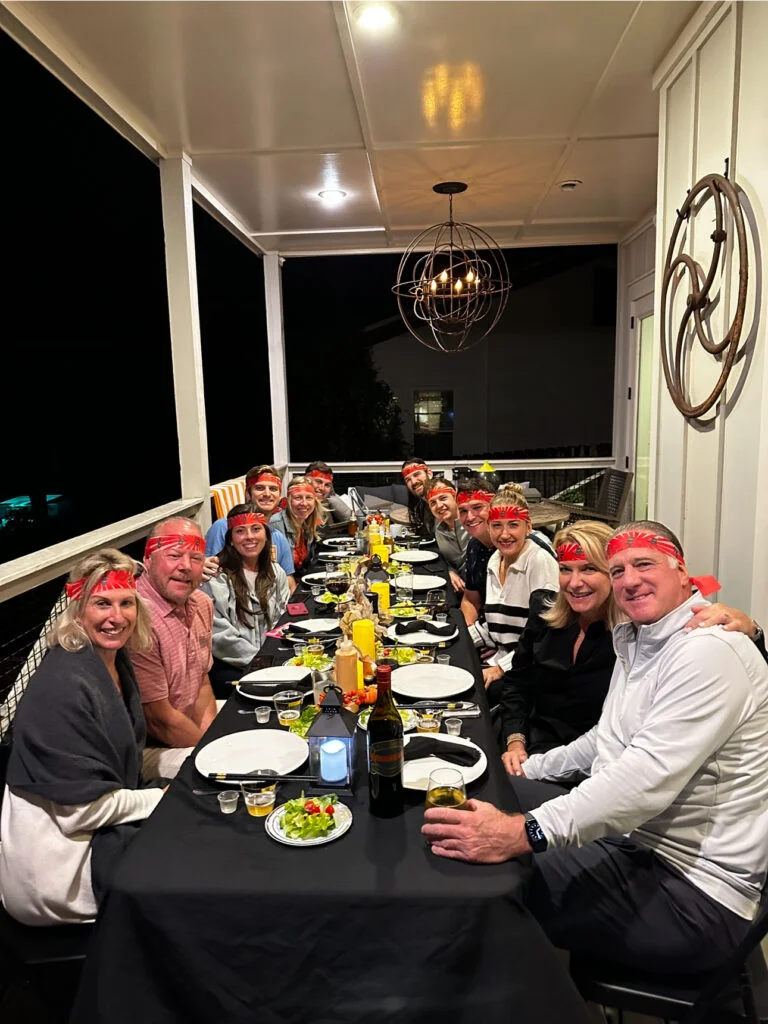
left=204, top=517, right=295, bottom=577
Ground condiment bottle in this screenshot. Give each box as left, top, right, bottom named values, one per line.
left=334, top=638, right=359, bottom=696
left=368, top=522, right=382, bottom=555
left=372, top=544, right=390, bottom=564
left=364, top=554, right=389, bottom=586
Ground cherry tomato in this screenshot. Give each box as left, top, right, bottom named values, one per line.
left=325, top=805, right=335, bottom=816
left=304, top=800, right=320, bottom=815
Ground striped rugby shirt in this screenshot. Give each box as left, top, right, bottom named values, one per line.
left=469, top=534, right=559, bottom=672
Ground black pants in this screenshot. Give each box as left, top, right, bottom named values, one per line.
left=510, top=776, right=750, bottom=976
left=209, top=656, right=242, bottom=700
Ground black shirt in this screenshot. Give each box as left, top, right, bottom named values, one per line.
left=465, top=537, right=494, bottom=600
left=500, top=617, right=615, bottom=754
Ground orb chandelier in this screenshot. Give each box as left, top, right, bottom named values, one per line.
left=392, top=182, right=512, bottom=353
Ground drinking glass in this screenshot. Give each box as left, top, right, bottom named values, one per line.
left=274, top=691, right=303, bottom=727
left=425, top=768, right=467, bottom=809
left=217, top=791, right=239, bottom=814
left=395, top=571, right=414, bottom=604
left=310, top=584, right=324, bottom=599
left=416, top=713, right=441, bottom=734
left=326, top=572, right=351, bottom=597
left=293, top=643, right=306, bottom=659
left=415, top=650, right=434, bottom=664
left=436, top=653, right=451, bottom=666
left=243, top=788, right=277, bottom=818
left=434, top=612, right=448, bottom=624
left=444, top=717, right=462, bottom=736
left=255, top=706, right=271, bottom=724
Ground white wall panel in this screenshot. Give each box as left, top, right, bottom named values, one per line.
left=652, top=1, right=768, bottom=622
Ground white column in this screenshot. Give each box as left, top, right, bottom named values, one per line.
left=160, top=155, right=211, bottom=530
left=263, top=253, right=291, bottom=467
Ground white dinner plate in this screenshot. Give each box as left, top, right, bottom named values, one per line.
left=195, top=730, right=309, bottom=782
left=265, top=802, right=353, bottom=847
left=357, top=707, right=418, bottom=732
left=391, top=549, right=439, bottom=564
left=386, top=623, right=458, bottom=647
left=402, top=734, right=487, bottom=791
left=322, top=538, right=356, bottom=547
left=286, top=618, right=343, bottom=635
left=236, top=666, right=313, bottom=702
left=407, top=575, right=447, bottom=593
left=390, top=663, right=475, bottom=700
left=319, top=550, right=355, bottom=561
left=302, top=572, right=331, bottom=585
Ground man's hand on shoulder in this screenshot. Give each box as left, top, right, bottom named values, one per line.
left=686, top=603, right=757, bottom=638
left=421, top=800, right=531, bottom=863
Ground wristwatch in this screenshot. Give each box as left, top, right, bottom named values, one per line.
left=523, top=813, right=548, bottom=854
left=752, top=621, right=764, bottom=646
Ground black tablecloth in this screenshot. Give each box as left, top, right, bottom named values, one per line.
left=71, top=554, right=590, bottom=1024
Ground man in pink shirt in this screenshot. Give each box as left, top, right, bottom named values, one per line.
left=131, top=517, right=217, bottom=778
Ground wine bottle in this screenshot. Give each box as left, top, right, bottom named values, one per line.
left=367, top=664, right=404, bottom=817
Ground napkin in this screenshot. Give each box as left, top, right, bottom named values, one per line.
left=394, top=620, right=454, bottom=638
left=288, top=624, right=342, bottom=637
left=404, top=738, right=480, bottom=767
left=238, top=677, right=312, bottom=698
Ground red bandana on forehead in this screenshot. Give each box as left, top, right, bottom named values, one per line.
left=606, top=529, right=683, bottom=565
left=606, top=529, right=721, bottom=597
left=426, top=482, right=455, bottom=502
left=288, top=483, right=315, bottom=498
left=306, top=471, right=332, bottom=484
left=457, top=490, right=494, bottom=507
left=228, top=512, right=267, bottom=529
left=66, top=569, right=136, bottom=602
left=488, top=505, right=530, bottom=522
left=246, top=472, right=282, bottom=490
left=144, top=533, right=206, bottom=560
left=557, top=542, right=588, bottom=563
left=402, top=463, right=428, bottom=480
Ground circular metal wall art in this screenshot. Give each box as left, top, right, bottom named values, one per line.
left=392, top=182, right=512, bottom=354
left=660, top=172, right=748, bottom=419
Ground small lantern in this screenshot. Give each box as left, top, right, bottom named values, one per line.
left=307, top=685, right=357, bottom=789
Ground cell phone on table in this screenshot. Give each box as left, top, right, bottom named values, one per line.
left=286, top=602, right=309, bottom=616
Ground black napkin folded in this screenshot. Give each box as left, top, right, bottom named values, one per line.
left=404, top=738, right=480, bottom=767
left=288, top=624, right=342, bottom=637
left=394, top=620, right=455, bottom=637
left=238, top=676, right=312, bottom=698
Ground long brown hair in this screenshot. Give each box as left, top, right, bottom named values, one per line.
left=284, top=476, right=323, bottom=542
left=219, top=504, right=277, bottom=628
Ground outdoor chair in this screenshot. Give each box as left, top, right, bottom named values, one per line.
left=547, top=468, right=634, bottom=527
left=570, top=886, right=768, bottom=1024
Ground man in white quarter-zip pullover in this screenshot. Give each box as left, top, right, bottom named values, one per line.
left=422, top=519, right=768, bottom=975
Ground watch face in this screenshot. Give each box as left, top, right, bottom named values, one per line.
left=524, top=816, right=547, bottom=852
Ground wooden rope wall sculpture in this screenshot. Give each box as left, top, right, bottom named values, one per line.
left=660, top=172, right=749, bottom=419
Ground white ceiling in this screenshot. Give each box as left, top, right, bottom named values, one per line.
left=7, top=0, right=698, bottom=254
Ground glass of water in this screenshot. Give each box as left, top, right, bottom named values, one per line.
left=395, top=571, right=414, bottom=604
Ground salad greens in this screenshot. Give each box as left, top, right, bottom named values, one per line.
left=317, top=592, right=352, bottom=605
left=288, top=652, right=333, bottom=671
left=281, top=793, right=339, bottom=840
left=289, top=705, right=319, bottom=739
left=378, top=645, right=419, bottom=664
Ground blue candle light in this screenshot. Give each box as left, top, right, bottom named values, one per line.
left=319, top=739, right=347, bottom=784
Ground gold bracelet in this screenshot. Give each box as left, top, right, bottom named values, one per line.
left=506, top=733, right=527, bottom=748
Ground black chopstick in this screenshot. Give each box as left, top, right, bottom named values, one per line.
left=207, top=772, right=317, bottom=783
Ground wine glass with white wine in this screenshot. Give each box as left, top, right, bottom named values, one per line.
left=424, top=767, right=467, bottom=809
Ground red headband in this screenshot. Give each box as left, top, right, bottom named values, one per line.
left=67, top=569, right=136, bottom=602
left=606, top=530, right=683, bottom=565
left=306, top=471, right=332, bottom=484
left=288, top=483, right=315, bottom=497
left=426, top=482, right=456, bottom=502
left=557, top=542, right=588, bottom=563
left=246, top=473, right=282, bottom=490
left=457, top=490, right=494, bottom=507
left=228, top=512, right=267, bottom=529
left=489, top=505, right=530, bottom=522
left=402, top=464, right=428, bottom=479
left=606, top=529, right=721, bottom=597
left=144, top=534, right=206, bottom=559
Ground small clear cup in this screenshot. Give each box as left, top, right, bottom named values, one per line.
left=444, top=717, right=462, bottom=736
left=436, top=653, right=451, bottom=666
left=217, top=791, right=239, bottom=814
left=416, top=714, right=441, bottom=735
left=255, top=706, right=271, bottom=724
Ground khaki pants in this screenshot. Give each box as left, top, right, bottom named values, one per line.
left=142, top=700, right=226, bottom=780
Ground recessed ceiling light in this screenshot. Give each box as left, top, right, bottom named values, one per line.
left=318, top=189, right=348, bottom=204
left=354, top=3, right=398, bottom=32
left=558, top=179, right=583, bottom=192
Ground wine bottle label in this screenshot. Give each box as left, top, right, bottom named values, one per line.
left=369, top=739, right=403, bottom=778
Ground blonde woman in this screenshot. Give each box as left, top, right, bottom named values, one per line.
left=0, top=549, right=164, bottom=925
left=469, top=484, right=559, bottom=698
left=270, top=475, right=323, bottom=573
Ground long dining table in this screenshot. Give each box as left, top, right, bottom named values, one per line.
left=71, top=544, right=591, bottom=1024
